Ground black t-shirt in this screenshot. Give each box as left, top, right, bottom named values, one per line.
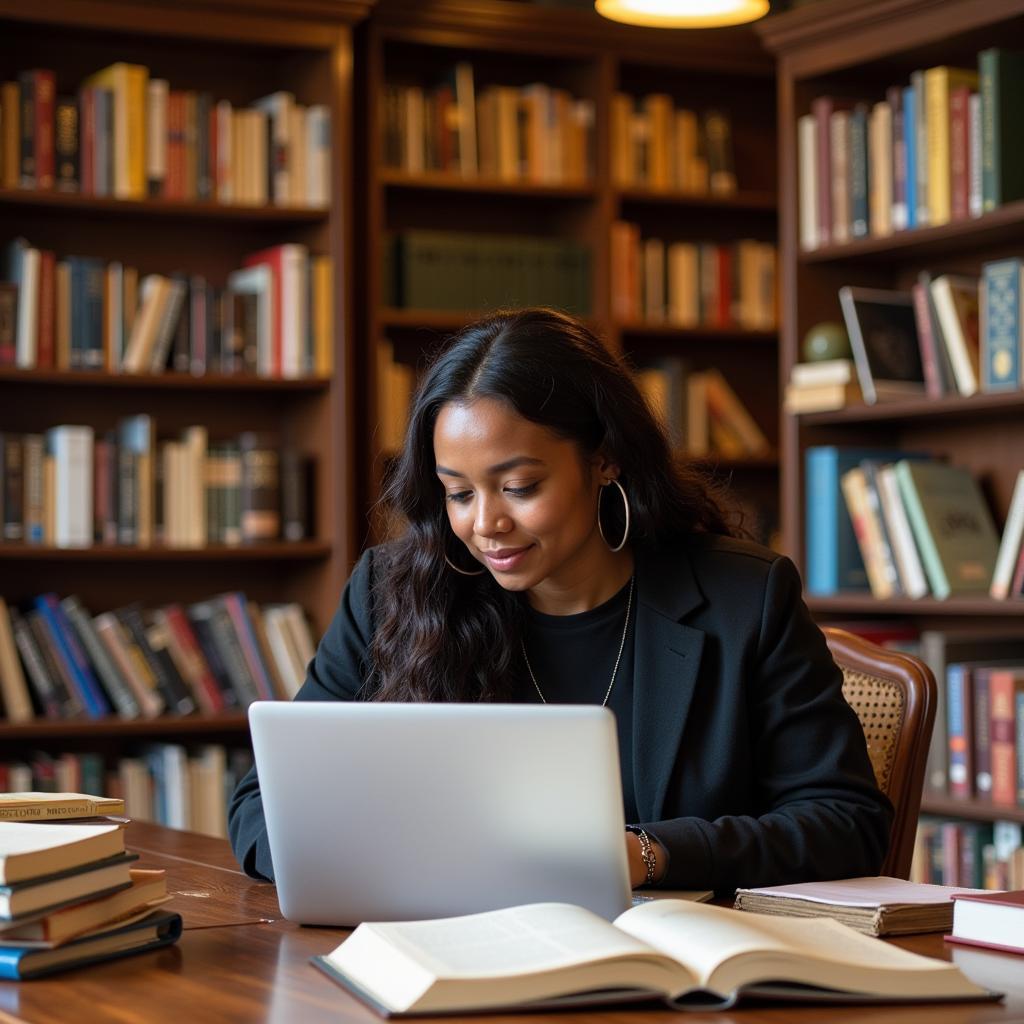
left=515, top=577, right=638, bottom=823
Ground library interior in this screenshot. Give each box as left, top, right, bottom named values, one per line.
left=1, top=0, right=1024, bottom=1018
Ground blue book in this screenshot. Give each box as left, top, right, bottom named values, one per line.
left=805, top=447, right=913, bottom=595
left=32, top=594, right=111, bottom=719
left=981, top=257, right=1021, bottom=391
left=903, top=85, right=917, bottom=229
left=0, top=911, right=181, bottom=980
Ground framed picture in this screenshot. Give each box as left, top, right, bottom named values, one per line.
left=838, top=286, right=926, bottom=405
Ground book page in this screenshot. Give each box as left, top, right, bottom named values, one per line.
left=614, top=900, right=966, bottom=992
left=737, top=876, right=991, bottom=908
left=365, top=903, right=669, bottom=979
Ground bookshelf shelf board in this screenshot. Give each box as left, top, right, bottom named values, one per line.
left=0, top=368, right=331, bottom=391
left=0, top=713, right=251, bottom=742
left=0, top=542, right=332, bottom=561
left=380, top=169, right=597, bottom=199
left=0, top=188, right=329, bottom=224
left=920, top=796, right=1024, bottom=826
left=617, top=187, right=777, bottom=212
left=692, top=452, right=780, bottom=470
left=799, top=198, right=1024, bottom=265
left=798, top=390, right=1024, bottom=426
left=807, top=595, right=1024, bottom=616
left=618, top=321, right=777, bottom=343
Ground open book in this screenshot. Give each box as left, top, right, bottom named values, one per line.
left=312, top=900, right=994, bottom=1017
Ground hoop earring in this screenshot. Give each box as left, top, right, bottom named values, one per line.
left=444, top=553, right=486, bottom=576
left=598, top=479, right=631, bottom=553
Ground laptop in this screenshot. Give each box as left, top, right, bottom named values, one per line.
left=248, top=701, right=633, bottom=926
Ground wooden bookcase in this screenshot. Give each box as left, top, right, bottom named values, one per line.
left=0, top=0, right=371, bottom=772
left=759, top=0, right=1024, bottom=829
left=357, top=0, right=779, bottom=544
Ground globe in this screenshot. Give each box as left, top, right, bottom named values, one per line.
left=802, top=321, right=852, bottom=362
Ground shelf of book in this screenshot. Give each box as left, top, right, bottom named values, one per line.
left=0, top=188, right=329, bottom=223
left=0, top=714, right=250, bottom=741
left=380, top=170, right=598, bottom=199
left=0, top=0, right=371, bottom=822
left=799, top=196, right=1024, bottom=265
left=798, top=392, right=1024, bottom=426
left=363, top=1, right=779, bottom=545
left=617, top=187, right=777, bottom=211
left=920, top=797, right=1024, bottom=827
left=0, top=542, right=332, bottom=562
left=0, top=369, right=331, bottom=391
left=617, top=322, right=777, bottom=344
left=807, top=595, right=1024, bottom=616
left=759, top=0, right=1024, bottom=858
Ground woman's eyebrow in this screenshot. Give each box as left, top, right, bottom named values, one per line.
left=436, top=456, right=545, bottom=477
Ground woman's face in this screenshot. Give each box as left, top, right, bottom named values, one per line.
left=434, top=397, right=616, bottom=596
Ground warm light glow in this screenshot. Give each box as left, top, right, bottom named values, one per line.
left=595, top=0, right=769, bottom=28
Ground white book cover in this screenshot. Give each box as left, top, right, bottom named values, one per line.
left=47, top=425, right=94, bottom=548
left=930, top=274, right=980, bottom=396
left=15, top=245, right=40, bottom=369
left=281, top=244, right=308, bottom=379
left=876, top=464, right=930, bottom=599
left=990, top=468, right=1024, bottom=598
left=968, top=92, right=983, bottom=219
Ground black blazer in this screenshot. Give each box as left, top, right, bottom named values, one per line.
left=228, top=535, right=893, bottom=890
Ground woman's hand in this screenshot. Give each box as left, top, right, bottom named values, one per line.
left=625, top=831, right=667, bottom=888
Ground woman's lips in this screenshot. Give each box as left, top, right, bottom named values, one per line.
left=480, top=545, right=533, bottom=571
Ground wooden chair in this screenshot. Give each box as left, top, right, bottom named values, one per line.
left=822, top=627, right=938, bottom=880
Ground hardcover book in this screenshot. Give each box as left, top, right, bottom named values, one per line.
left=313, top=900, right=991, bottom=1016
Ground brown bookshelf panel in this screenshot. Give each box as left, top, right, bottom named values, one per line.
left=0, top=714, right=250, bottom=743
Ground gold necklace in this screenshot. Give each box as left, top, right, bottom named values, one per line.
left=521, top=576, right=635, bottom=706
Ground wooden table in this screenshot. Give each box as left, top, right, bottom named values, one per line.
left=1, top=821, right=1022, bottom=1024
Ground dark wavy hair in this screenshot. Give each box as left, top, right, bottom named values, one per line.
left=368, top=308, right=740, bottom=702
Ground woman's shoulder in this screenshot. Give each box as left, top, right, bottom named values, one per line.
left=680, top=532, right=784, bottom=573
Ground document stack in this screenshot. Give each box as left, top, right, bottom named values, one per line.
left=0, top=792, right=181, bottom=979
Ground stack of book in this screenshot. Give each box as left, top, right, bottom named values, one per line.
left=798, top=48, right=1024, bottom=250
left=783, top=358, right=861, bottom=413
left=0, top=792, right=180, bottom=979
left=1, top=238, right=334, bottom=379
left=0, top=590, right=315, bottom=723
left=2, top=66, right=330, bottom=207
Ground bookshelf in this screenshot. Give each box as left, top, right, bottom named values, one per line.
left=357, top=0, right=779, bottom=544
left=0, top=0, right=373, bottom=827
left=759, top=0, right=1024, bottom=883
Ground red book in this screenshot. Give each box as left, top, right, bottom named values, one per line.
left=949, top=85, right=971, bottom=221
left=911, top=280, right=944, bottom=397
left=36, top=249, right=55, bottom=369
left=161, top=604, right=225, bottom=714
left=166, top=90, right=186, bottom=200
left=947, top=890, right=1024, bottom=955
left=242, top=245, right=285, bottom=377
left=31, top=70, right=56, bottom=190
left=988, top=668, right=1023, bottom=808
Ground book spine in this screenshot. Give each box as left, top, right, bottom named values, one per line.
left=949, top=85, right=971, bottom=220
left=221, top=593, right=275, bottom=701
left=895, top=460, right=951, bottom=600
left=902, top=84, right=917, bottom=229
left=34, top=594, right=111, bottom=718
left=849, top=104, right=869, bottom=238
left=26, top=609, right=81, bottom=717
left=2, top=434, right=23, bottom=542
left=980, top=49, right=997, bottom=211
left=54, top=95, right=78, bottom=192
left=1016, top=687, right=1024, bottom=806
left=988, top=670, right=1019, bottom=808
left=980, top=258, right=1021, bottom=392
left=972, top=669, right=992, bottom=802
left=946, top=663, right=973, bottom=800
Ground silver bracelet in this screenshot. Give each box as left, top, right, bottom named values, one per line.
left=626, top=826, right=657, bottom=886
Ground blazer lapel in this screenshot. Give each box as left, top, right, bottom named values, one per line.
left=632, top=545, right=706, bottom=822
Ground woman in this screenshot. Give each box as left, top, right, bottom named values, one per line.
left=229, top=307, right=892, bottom=891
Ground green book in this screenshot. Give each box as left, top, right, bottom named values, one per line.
left=894, top=459, right=1000, bottom=600
left=979, top=48, right=1024, bottom=212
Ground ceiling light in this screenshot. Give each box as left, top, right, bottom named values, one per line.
left=595, top=0, right=769, bottom=28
